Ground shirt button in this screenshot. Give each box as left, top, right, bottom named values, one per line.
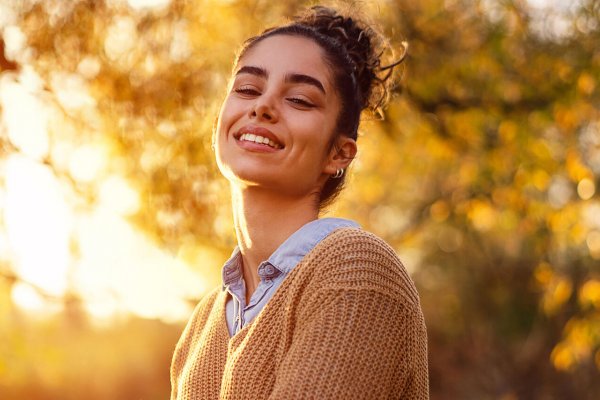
left=265, top=265, right=274, bottom=275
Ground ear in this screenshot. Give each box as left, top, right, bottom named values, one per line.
left=323, top=136, right=357, bottom=175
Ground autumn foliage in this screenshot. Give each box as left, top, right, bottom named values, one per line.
left=1, top=0, right=599, bottom=399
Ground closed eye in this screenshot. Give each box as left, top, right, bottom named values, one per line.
left=287, top=97, right=315, bottom=108
left=234, top=86, right=261, bottom=96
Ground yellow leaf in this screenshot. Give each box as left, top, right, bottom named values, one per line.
left=543, top=276, right=572, bottom=315
left=579, top=280, right=600, bottom=308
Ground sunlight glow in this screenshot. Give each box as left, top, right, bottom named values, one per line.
left=170, top=20, right=192, bottom=62
left=104, top=16, right=138, bottom=62
left=74, top=209, right=208, bottom=322
left=77, top=56, right=102, bottom=80
left=577, top=178, right=595, bottom=200
left=1, top=25, right=26, bottom=61
left=11, top=282, right=62, bottom=316
left=11, top=283, right=44, bottom=310
left=98, top=175, right=140, bottom=216
left=0, top=188, right=7, bottom=260
left=526, top=0, right=583, bottom=39
left=68, top=144, right=108, bottom=183
left=4, top=155, right=72, bottom=296
left=50, top=72, right=97, bottom=110
left=0, top=74, right=49, bottom=160
left=1, top=77, right=204, bottom=321
left=127, top=0, right=172, bottom=11
left=0, top=230, right=9, bottom=261
left=4, top=158, right=208, bottom=321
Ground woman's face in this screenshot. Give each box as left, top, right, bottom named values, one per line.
left=215, top=34, right=346, bottom=199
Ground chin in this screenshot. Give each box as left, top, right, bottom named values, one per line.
left=219, top=164, right=273, bottom=186
left=237, top=172, right=280, bottom=189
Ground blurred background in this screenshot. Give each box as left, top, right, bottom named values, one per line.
left=0, top=0, right=599, bottom=398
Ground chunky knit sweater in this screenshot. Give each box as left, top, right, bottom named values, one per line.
left=170, top=227, right=429, bottom=399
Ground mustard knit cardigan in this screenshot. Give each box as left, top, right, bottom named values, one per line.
left=170, top=228, right=429, bottom=399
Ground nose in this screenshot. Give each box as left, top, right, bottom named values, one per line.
left=250, top=94, right=278, bottom=122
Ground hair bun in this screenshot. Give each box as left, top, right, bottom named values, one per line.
left=295, top=5, right=405, bottom=113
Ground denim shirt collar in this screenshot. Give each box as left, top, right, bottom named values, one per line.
left=221, top=217, right=359, bottom=290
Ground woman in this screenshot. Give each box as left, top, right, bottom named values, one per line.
left=171, top=5, right=428, bottom=399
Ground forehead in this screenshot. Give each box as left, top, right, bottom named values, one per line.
left=236, top=34, right=334, bottom=87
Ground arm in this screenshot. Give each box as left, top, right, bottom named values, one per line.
left=170, top=288, right=222, bottom=400
left=269, top=287, right=429, bottom=400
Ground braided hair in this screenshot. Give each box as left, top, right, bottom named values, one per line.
left=235, top=5, right=406, bottom=210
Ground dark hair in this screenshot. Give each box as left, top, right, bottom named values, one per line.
left=236, top=5, right=406, bottom=211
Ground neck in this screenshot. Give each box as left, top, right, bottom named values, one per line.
left=231, top=184, right=319, bottom=301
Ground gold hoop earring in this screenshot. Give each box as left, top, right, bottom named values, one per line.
left=332, top=168, right=344, bottom=179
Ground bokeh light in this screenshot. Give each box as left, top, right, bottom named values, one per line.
left=1, top=0, right=599, bottom=398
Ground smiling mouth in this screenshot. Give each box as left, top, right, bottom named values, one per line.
left=238, top=133, right=283, bottom=149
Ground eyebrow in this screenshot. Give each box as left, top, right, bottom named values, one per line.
left=235, top=65, right=326, bottom=95
left=285, top=73, right=326, bottom=95
left=236, top=65, right=268, bottom=79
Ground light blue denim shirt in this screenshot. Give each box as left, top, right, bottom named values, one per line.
left=221, top=217, right=360, bottom=337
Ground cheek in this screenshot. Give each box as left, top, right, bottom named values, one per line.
left=217, top=97, right=242, bottom=135
left=293, top=113, right=336, bottom=149
left=214, top=101, right=234, bottom=162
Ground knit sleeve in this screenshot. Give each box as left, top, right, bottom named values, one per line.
left=268, top=287, right=429, bottom=399
left=170, top=287, right=221, bottom=400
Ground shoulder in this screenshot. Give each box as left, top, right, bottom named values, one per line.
left=303, top=227, right=422, bottom=309
left=183, top=286, right=223, bottom=334
left=322, top=226, right=401, bottom=258
left=193, top=286, right=222, bottom=316
left=310, top=226, right=404, bottom=270
left=172, top=287, right=223, bottom=353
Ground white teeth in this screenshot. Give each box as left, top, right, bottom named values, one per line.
left=239, top=133, right=281, bottom=149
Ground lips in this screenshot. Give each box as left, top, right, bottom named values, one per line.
left=233, top=125, right=284, bottom=149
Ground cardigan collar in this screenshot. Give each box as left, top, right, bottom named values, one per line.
left=221, top=217, right=359, bottom=290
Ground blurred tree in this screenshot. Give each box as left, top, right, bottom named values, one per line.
left=0, top=39, right=18, bottom=72
left=1, top=0, right=599, bottom=398
left=352, top=0, right=600, bottom=397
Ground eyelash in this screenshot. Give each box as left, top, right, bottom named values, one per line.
left=287, top=97, right=315, bottom=107
left=233, top=86, right=316, bottom=108
left=234, top=86, right=260, bottom=95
